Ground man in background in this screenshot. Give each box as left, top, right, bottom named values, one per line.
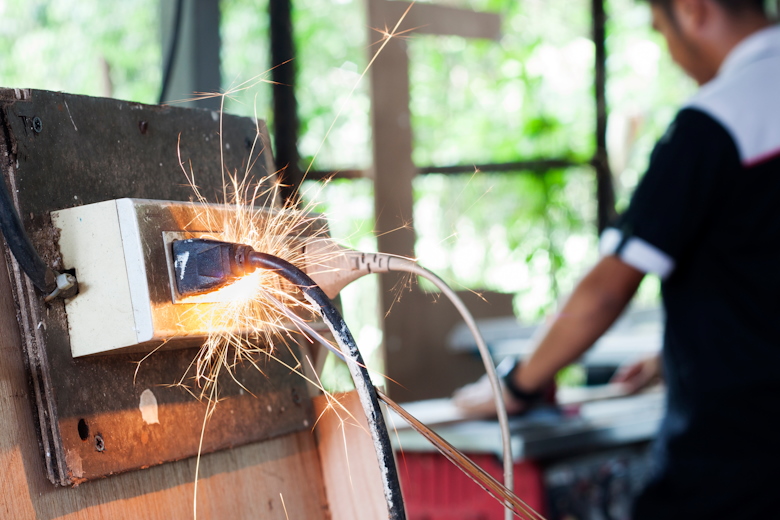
left=455, top=0, right=779, bottom=517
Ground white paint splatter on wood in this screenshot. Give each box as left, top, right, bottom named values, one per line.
left=139, top=389, right=160, bottom=425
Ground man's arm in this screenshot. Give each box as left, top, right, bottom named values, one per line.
left=513, top=255, right=645, bottom=393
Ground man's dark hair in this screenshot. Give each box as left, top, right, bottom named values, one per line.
left=642, top=0, right=767, bottom=15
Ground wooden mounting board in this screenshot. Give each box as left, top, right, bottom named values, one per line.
left=0, top=88, right=314, bottom=486
left=314, top=391, right=390, bottom=520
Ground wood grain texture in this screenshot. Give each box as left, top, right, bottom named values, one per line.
left=314, top=391, right=390, bottom=520
left=0, top=89, right=306, bottom=484
left=378, top=0, right=501, bottom=39
left=0, top=248, right=330, bottom=519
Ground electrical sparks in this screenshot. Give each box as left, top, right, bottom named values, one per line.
left=175, top=152, right=334, bottom=404
left=151, top=4, right=551, bottom=519
left=176, top=141, right=347, bottom=520
left=170, top=0, right=421, bottom=408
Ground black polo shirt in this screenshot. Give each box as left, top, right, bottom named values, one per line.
left=600, top=25, right=780, bottom=519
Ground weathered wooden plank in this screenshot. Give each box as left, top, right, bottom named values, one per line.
left=0, top=88, right=314, bottom=484
left=314, top=391, right=389, bottom=520
left=373, top=0, right=501, bottom=40
left=0, top=240, right=330, bottom=520
left=0, top=88, right=333, bottom=519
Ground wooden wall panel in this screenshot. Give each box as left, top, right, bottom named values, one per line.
left=314, top=391, right=389, bottom=520
left=0, top=244, right=330, bottom=520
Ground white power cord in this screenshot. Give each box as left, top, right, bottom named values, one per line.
left=304, top=239, right=515, bottom=519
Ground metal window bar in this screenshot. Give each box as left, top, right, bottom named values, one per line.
left=268, top=0, right=616, bottom=229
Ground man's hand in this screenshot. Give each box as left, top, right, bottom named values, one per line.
left=451, top=372, right=530, bottom=417
left=453, top=255, right=646, bottom=417
left=610, top=353, right=663, bottom=394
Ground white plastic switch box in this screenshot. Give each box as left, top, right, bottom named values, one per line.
left=52, top=199, right=274, bottom=357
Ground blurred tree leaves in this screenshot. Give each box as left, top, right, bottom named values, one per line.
left=221, top=0, right=273, bottom=121
left=0, top=0, right=685, bottom=321
left=0, top=0, right=160, bottom=103
left=413, top=168, right=597, bottom=321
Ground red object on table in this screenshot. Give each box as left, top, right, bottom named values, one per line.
left=398, top=452, right=546, bottom=520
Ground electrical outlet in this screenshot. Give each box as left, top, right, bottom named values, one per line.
left=52, top=198, right=292, bottom=357
left=3, top=90, right=314, bottom=486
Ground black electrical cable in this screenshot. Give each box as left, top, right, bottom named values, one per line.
left=246, top=251, right=406, bottom=520
left=159, top=0, right=185, bottom=104
left=172, top=237, right=540, bottom=518
left=0, top=174, right=56, bottom=293
left=171, top=238, right=406, bottom=518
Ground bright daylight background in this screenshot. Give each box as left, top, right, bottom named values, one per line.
left=0, top=0, right=703, bottom=386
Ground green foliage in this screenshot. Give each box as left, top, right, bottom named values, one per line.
left=409, top=0, right=594, bottom=166
left=606, top=0, right=696, bottom=209
left=556, top=363, right=587, bottom=388
left=292, top=0, right=685, bottom=323
left=220, top=0, right=274, bottom=121
left=319, top=351, right=356, bottom=392
left=0, top=0, right=160, bottom=103
left=413, top=168, right=597, bottom=321
left=0, top=0, right=683, bottom=329
left=294, top=0, right=369, bottom=170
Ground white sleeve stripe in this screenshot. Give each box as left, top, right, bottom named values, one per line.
left=599, top=227, right=622, bottom=255
left=599, top=228, right=676, bottom=279
left=621, top=238, right=675, bottom=279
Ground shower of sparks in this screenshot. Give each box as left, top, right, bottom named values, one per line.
left=280, top=493, right=290, bottom=520
left=155, top=4, right=513, bottom=519
left=175, top=143, right=337, bottom=406
left=172, top=102, right=350, bottom=520
left=168, top=0, right=421, bottom=408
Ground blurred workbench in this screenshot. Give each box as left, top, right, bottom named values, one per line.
left=390, top=389, right=664, bottom=519
left=391, top=307, right=665, bottom=519
left=448, top=306, right=663, bottom=368
left=390, top=388, right=664, bottom=461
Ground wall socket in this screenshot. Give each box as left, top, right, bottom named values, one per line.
left=52, top=198, right=289, bottom=357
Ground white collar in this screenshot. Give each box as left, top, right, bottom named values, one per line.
left=718, top=24, right=780, bottom=78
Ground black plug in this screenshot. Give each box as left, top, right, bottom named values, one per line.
left=171, top=239, right=256, bottom=297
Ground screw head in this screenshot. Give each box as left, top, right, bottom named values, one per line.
left=95, top=434, right=105, bottom=452
left=32, top=117, right=43, bottom=133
